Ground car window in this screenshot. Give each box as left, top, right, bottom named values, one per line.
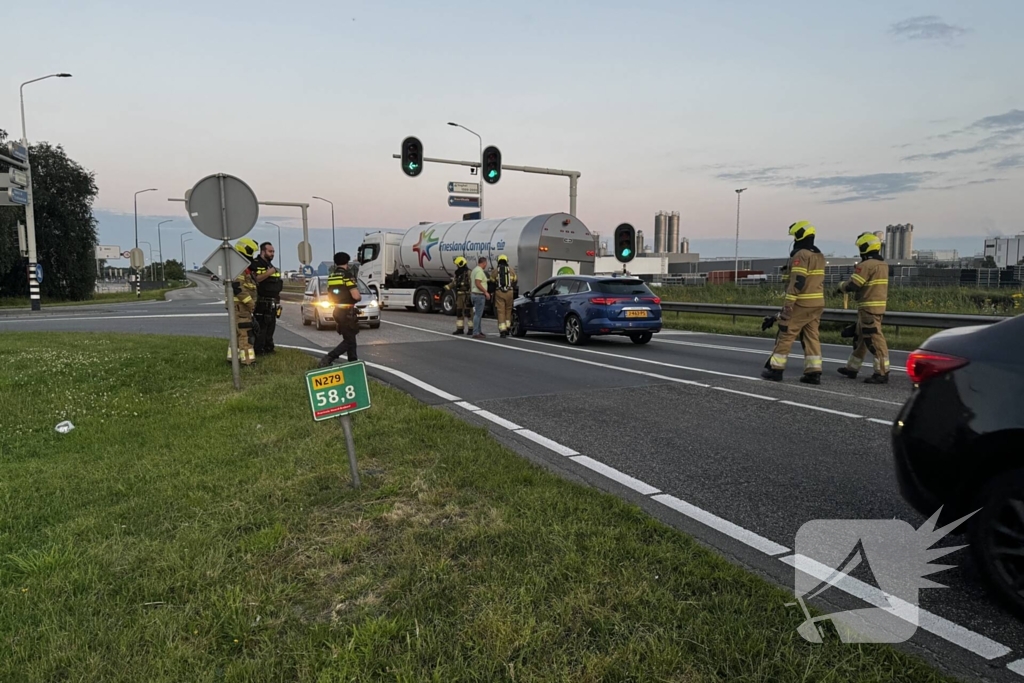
left=357, top=280, right=371, bottom=296
left=532, top=281, right=556, bottom=297
left=568, top=279, right=589, bottom=294
left=594, top=279, right=653, bottom=296
left=553, top=280, right=574, bottom=296
left=304, top=278, right=316, bottom=295
left=357, top=244, right=378, bottom=264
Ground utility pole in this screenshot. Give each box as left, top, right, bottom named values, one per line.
left=447, top=122, right=483, bottom=219
left=734, top=188, right=747, bottom=284
left=265, top=222, right=282, bottom=270
left=312, top=196, right=335, bottom=255
left=157, top=220, right=173, bottom=281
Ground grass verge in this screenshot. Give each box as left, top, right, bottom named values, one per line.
left=0, top=281, right=190, bottom=308
left=0, top=333, right=953, bottom=682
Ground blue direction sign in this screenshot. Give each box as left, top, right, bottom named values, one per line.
left=448, top=195, right=480, bottom=208
left=301, top=264, right=315, bottom=277
left=35, top=264, right=43, bottom=284
left=7, top=187, right=28, bottom=205
left=7, top=141, right=27, bottom=162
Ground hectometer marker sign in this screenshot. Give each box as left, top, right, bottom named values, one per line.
left=305, top=361, right=371, bottom=421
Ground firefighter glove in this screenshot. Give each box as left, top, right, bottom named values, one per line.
left=761, top=315, right=777, bottom=331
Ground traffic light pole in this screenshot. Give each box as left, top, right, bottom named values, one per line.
left=392, top=154, right=581, bottom=216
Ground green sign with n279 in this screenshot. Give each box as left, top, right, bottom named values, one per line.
left=305, top=361, right=371, bottom=421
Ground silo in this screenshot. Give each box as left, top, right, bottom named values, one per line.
left=680, top=237, right=690, bottom=254
left=636, top=230, right=645, bottom=255
left=654, top=212, right=667, bottom=253
left=668, top=211, right=680, bottom=254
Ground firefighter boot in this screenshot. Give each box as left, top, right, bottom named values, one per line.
left=452, top=329, right=464, bottom=335
left=761, top=368, right=784, bottom=382
left=799, top=372, right=822, bottom=385
left=864, top=373, right=889, bottom=385
left=837, top=367, right=858, bottom=379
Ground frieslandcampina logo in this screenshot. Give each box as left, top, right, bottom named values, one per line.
left=412, top=229, right=439, bottom=267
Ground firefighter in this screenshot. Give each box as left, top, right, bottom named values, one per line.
left=318, top=252, right=361, bottom=368
left=837, top=232, right=890, bottom=384
left=228, top=238, right=259, bottom=366
left=762, top=221, right=825, bottom=384
left=252, top=241, right=283, bottom=355
left=490, top=254, right=517, bottom=337
left=445, top=256, right=473, bottom=335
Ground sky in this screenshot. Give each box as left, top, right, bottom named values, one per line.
left=5, top=0, right=1023, bottom=267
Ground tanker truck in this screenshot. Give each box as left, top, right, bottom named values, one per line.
left=355, top=213, right=597, bottom=314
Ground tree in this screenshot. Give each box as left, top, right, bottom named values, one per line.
left=0, top=129, right=99, bottom=300
left=163, top=259, right=184, bottom=281
left=981, top=256, right=997, bottom=269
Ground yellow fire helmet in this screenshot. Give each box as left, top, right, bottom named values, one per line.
left=497, top=254, right=508, bottom=263
left=234, top=238, right=258, bottom=259
left=788, top=221, right=816, bottom=240
left=453, top=256, right=467, bottom=267
left=856, top=232, right=882, bottom=255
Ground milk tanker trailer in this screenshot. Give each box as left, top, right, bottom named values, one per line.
left=355, top=213, right=596, bottom=314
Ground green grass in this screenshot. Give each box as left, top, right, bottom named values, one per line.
left=0, top=333, right=954, bottom=682
left=0, top=281, right=190, bottom=308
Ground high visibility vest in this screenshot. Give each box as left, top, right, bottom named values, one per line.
left=253, top=256, right=283, bottom=298
left=327, top=270, right=357, bottom=306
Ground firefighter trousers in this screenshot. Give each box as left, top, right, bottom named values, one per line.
left=228, top=304, right=256, bottom=365
left=768, top=305, right=822, bottom=374
left=846, top=310, right=889, bottom=375
left=454, top=292, right=473, bottom=331
left=494, top=289, right=514, bottom=332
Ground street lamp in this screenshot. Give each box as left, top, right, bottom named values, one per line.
left=139, top=241, right=154, bottom=281
left=182, top=238, right=193, bottom=272
left=180, top=232, right=192, bottom=270
left=157, top=220, right=173, bottom=281
left=265, top=221, right=282, bottom=270
left=312, top=196, right=335, bottom=255
left=734, top=188, right=747, bottom=284
left=447, top=121, right=483, bottom=219
left=133, top=188, right=158, bottom=297
left=19, top=72, right=72, bottom=311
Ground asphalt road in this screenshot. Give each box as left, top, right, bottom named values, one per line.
left=3, top=276, right=1021, bottom=682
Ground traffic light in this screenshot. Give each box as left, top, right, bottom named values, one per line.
left=401, top=136, right=423, bottom=177
left=482, top=145, right=502, bottom=184
left=614, top=223, right=636, bottom=263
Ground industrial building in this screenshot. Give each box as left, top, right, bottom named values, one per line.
left=884, top=224, right=914, bottom=261
left=984, top=235, right=1024, bottom=269
left=652, top=211, right=687, bottom=254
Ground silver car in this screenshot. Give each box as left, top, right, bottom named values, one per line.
left=300, top=276, right=381, bottom=330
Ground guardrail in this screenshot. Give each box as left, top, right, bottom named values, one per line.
left=659, top=302, right=1010, bottom=330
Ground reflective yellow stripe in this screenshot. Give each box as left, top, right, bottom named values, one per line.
left=808, top=269, right=825, bottom=275
left=785, top=294, right=798, bottom=301
left=770, top=354, right=788, bottom=369
left=790, top=267, right=808, bottom=275
left=795, top=293, right=824, bottom=299
left=866, top=279, right=888, bottom=286
left=851, top=274, right=866, bottom=285
left=858, top=301, right=886, bottom=307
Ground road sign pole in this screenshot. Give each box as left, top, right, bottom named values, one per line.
left=219, top=176, right=242, bottom=391
left=340, top=414, right=361, bottom=489
left=23, top=165, right=40, bottom=311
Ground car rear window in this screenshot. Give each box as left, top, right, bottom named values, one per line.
left=594, top=280, right=653, bottom=295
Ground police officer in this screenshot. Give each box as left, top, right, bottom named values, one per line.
left=252, top=242, right=283, bottom=355
left=229, top=238, right=259, bottom=366
left=490, top=254, right=517, bottom=337
left=445, top=256, right=473, bottom=335
left=318, top=252, right=361, bottom=368
left=837, top=232, right=890, bottom=384
left=762, top=221, right=826, bottom=384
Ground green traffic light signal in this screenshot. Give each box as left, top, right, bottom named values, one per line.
left=621, top=247, right=631, bottom=257
left=482, top=145, right=502, bottom=185
left=487, top=170, right=498, bottom=179
left=613, top=223, right=636, bottom=264
left=401, top=136, right=423, bottom=177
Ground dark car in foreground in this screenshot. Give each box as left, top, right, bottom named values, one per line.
left=892, top=314, right=1024, bottom=615
left=511, top=275, right=662, bottom=345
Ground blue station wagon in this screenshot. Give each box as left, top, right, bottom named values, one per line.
left=510, top=275, right=662, bottom=345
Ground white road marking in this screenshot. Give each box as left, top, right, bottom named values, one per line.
left=272, top=342, right=1013, bottom=668
left=778, top=401, right=863, bottom=419
left=655, top=337, right=908, bottom=374
left=868, top=418, right=893, bottom=426
left=653, top=494, right=791, bottom=556
left=781, top=554, right=1012, bottom=660
left=570, top=456, right=661, bottom=495
left=713, top=387, right=778, bottom=401
left=0, top=312, right=227, bottom=323
left=475, top=410, right=523, bottom=431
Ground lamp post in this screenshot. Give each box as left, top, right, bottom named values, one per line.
left=180, top=232, right=192, bottom=270
left=447, top=121, right=483, bottom=219
left=312, top=196, right=335, bottom=255
left=139, top=241, right=154, bottom=281
left=734, top=188, right=747, bottom=284
left=133, top=188, right=157, bottom=297
left=265, top=221, right=282, bottom=270
left=19, top=72, right=72, bottom=311
left=157, top=220, right=173, bottom=281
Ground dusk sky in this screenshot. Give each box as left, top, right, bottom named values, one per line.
left=5, top=1, right=1022, bottom=266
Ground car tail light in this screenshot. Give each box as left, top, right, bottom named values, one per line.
left=586, top=250, right=595, bottom=256
left=590, top=297, right=624, bottom=305
left=906, top=350, right=969, bottom=384
left=644, top=296, right=661, bottom=305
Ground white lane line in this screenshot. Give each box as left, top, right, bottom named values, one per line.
left=658, top=327, right=914, bottom=355
left=781, top=554, right=1012, bottom=661
left=713, top=387, right=778, bottom=401
left=778, top=401, right=863, bottom=419
left=652, top=494, right=791, bottom=557
left=655, top=337, right=908, bottom=374
left=454, top=401, right=481, bottom=412
left=570, top=456, right=661, bottom=495
left=1008, top=659, right=1024, bottom=676
left=475, top=410, right=523, bottom=431
left=868, top=418, right=893, bottom=426
left=514, top=429, right=579, bottom=456
left=0, top=312, right=228, bottom=323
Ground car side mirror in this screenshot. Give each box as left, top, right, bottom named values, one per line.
left=524, top=291, right=533, bottom=299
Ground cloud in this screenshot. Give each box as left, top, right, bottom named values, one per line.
left=901, top=109, right=1024, bottom=163
left=714, top=166, right=796, bottom=183
left=992, top=154, right=1024, bottom=169
left=902, top=144, right=990, bottom=162
left=968, top=109, right=1024, bottom=134
left=924, top=177, right=1005, bottom=191
left=890, top=15, right=969, bottom=42
left=791, top=172, right=934, bottom=202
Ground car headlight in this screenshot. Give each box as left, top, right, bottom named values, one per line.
left=366, top=299, right=379, bottom=308
left=318, top=300, right=332, bottom=309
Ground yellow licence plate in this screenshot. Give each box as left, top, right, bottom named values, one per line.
left=625, top=310, right=648, bottom=318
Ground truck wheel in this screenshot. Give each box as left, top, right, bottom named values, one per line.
left=442, top=290, right=455, bottom=315
left=415, top=289, right=432, bottom=314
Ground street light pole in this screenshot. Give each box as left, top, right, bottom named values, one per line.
left=134, top=188, right=157, bottom=297
left=19, top=72, right=72, bottom=311
left=734, top=188, right=747, bottom=284
left=139, top=241, right=154, bottom=281
left=265, top=222, right=282, bottom=270
left=312, top=197, right=335, bottom=255
left=180, top=232, right=192, bottom=269
left=448, top=122, right=483, bottom=219
left=182, top=238, right=193, bottom=272
left=157, top=220, right=172, bottom=281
